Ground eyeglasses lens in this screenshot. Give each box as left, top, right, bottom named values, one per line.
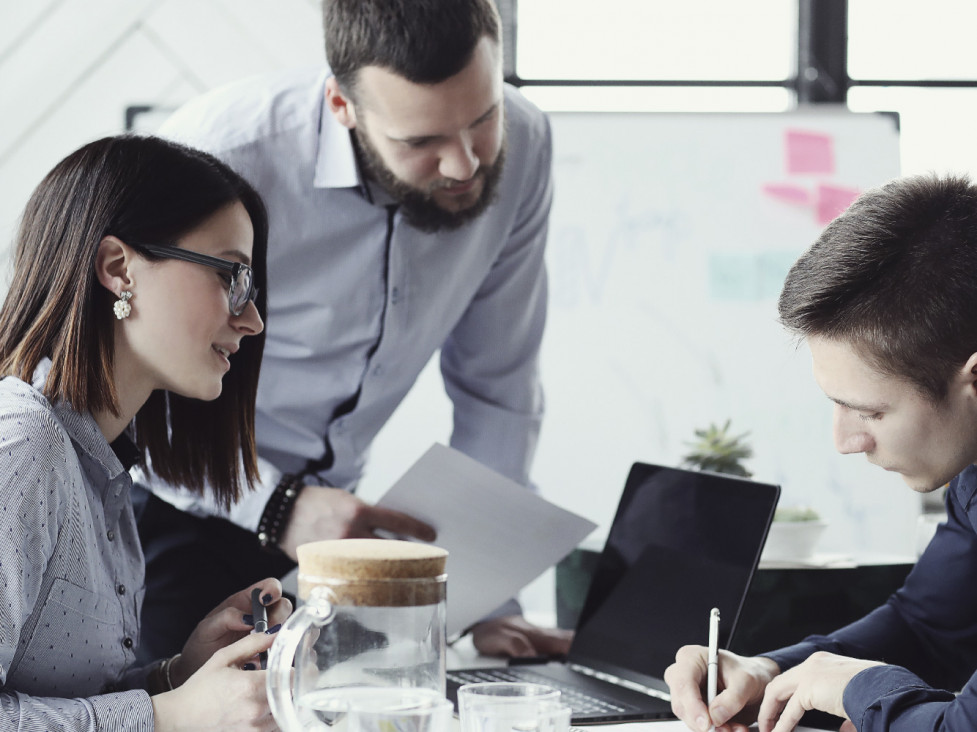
left=229, top=268, right=254, bottom=316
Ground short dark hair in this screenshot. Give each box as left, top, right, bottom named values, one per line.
left=323, top=0, right=500, bottom=97
left=0, top=135, right=268, bottom=508
left=779, top=173, right=977, bottom=401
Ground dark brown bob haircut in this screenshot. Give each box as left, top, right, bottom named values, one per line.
left=0, top=135, right=268, bottom=509
left=323, top=0, right=500, bottom=99
left=779, top=173, right=977, bottom=402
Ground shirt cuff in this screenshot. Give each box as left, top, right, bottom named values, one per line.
left=94, top=690, right=155, bottom=731
left=843, top=664, right=955, bottom=731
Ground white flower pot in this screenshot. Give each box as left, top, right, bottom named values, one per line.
left=761, top=520, right=827, bottom=562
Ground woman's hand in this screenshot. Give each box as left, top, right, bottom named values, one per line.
left=151, top=632, right=279, bottom=731
left=171, top=578, right=292, bottom=685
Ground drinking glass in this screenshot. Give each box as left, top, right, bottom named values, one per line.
left=458, top=683, right=570, bottom=732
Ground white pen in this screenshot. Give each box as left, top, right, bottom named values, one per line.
left=707, top=607, right=720, bottom=732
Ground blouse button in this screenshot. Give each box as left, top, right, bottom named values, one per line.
left=123, top=636, right=133, bottom=649
left=117, top=584, right=126, bottom=596
left=106, top=529, right=115, bottom=541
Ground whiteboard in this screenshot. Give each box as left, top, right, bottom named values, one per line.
left=362, top=109, right=916, bottom=561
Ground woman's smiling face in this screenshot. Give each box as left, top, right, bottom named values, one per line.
left=120, top=201, right=264, bottom=402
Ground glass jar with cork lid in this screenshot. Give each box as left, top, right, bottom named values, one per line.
left=267, top=538, right=448, bottom=731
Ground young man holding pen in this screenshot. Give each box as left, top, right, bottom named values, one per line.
left=665, top=174, right=977, bottom=731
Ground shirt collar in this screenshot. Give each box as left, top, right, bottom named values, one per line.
left=31, top=358, right=127, bottom=480
left=312, top=83, right=362, bottom=190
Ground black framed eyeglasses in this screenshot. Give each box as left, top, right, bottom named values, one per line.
left=133, top=244, right=258, bottom=316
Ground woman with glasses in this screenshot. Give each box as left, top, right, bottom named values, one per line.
left=0, top=135, right=289, bottom=730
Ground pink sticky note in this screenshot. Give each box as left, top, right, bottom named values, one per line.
left=762, top=183, right=811, bottom=205
left=817, top=184, right=860, bottom=225
left=786, top=129, right=834, bottom=175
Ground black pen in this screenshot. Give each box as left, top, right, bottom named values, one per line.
left=251, top=588, right=269, bottom=669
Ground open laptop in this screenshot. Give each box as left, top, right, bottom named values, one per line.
left=447, top=462, right=780, bottom=724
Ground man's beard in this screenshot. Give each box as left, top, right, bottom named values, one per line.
left=352, top=127, right=506, bottom=233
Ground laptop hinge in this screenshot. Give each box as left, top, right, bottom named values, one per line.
left=566, top=663, right=672, bottom=702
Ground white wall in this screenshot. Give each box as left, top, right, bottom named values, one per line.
left=0, top=0, right=324, bottom=272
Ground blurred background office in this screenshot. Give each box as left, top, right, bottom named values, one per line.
left=2, top=0, right=975, bottom=613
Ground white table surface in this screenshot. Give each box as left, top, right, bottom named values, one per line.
left=446, top=637, right=824, bottom=732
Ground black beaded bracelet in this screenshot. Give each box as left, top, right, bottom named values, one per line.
left=257, top=473, right=303, bottom=553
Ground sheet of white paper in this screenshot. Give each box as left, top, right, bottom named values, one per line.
left=376, top=443, right=597, bottom=637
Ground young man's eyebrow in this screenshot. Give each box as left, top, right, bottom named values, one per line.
left=829, top=396, right=888, bottom=412
left=391, top=101, right=500, bottom=145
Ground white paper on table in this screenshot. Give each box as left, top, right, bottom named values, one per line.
left=376, top=443, right=597, bottom=637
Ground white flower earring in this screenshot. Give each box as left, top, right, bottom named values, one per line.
left=113, top=290, right=132, bottom=320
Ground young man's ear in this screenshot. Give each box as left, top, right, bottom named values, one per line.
left=95, top=236, right=135, bottom=296
left=960, top=353, right=977, bottom=398
left=325, top=76, right=358, bottom=129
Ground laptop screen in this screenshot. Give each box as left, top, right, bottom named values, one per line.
left=568, top=463, right=780, bottom=692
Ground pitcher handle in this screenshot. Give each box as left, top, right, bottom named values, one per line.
left=266, top=591, right=336, bottom=731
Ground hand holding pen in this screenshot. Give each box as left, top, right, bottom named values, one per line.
left=172, top=578, right=290, bottom=684
left=664, top=610, right=783, bottom=732
left=151, top=581, right=292, bottom=730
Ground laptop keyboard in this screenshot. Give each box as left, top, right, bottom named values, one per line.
left=447, top=668, right=630, bottom=716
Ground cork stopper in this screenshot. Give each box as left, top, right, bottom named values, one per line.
left=296, top=539, right=448, bottom=607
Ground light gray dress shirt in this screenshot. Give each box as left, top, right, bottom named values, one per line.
left=146, top=67, right=552, bottom=531
left=0, top=363, right=153, bottom=730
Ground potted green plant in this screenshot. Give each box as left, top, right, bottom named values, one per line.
left=682, top=420, right=825, bottom=561
left=681, top=419, right=754, bottom=478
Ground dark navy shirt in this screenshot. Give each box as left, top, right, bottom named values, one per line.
left=765, top=464, right=977, bottom=730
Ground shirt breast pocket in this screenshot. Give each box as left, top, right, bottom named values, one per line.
left=17, top=578, right=125, bottom=697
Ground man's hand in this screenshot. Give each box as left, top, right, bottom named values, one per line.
left=664, top=645, right=780, bottom=732
left=470, top=615, right=573, bottom=658
left=278, top=485, right=437, bottom=560
left=757, top=652, right=881, bottom=732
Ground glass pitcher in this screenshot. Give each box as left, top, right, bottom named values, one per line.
left=266, top=539, right=448, bottom=731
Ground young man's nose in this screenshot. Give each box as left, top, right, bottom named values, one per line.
left=833, top=406, right=874, bottom=454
